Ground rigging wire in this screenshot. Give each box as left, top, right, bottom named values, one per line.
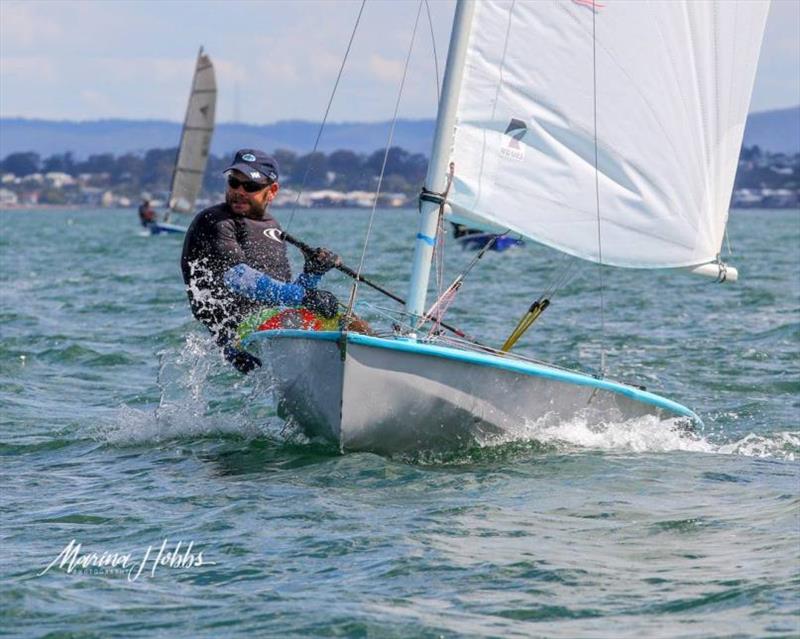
left=498, top=256, right=579, bottom=352
left=591, top=4, right=607, bottom=376
left=541, top=258, right=580, bottom=302
left=723, top=227, right=734, bottom=259
left=422, top=0, right=445, bottom=312
left=419, top=223, right=498, bottom=335
left=284, top=0, right=366, bottom=232
left=430, top=199, right=446, bottom=322
left=424, top=0, right=441, bottom=104
left=429, top=163, right=454, bottom=332
left=344, top=0, right=425, bottom=320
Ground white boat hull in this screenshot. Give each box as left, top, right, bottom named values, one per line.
left=244, top=330, right=698, bottom=455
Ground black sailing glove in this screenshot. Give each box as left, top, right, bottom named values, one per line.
left=303, top=247, right=341, bottom=275
left=223, top=345, right=262, bottom=374
left=302, top=289, right=339, bottom=319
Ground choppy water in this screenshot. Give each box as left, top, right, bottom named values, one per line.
left=1, top=207, right=798, bottom=638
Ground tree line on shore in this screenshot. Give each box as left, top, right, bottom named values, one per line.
left=1, top=143, right=797, bottom=203
left=0, top=147, right=428, bottom=198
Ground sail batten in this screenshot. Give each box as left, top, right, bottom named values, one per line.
left=447, top=0, right=769, bottom=269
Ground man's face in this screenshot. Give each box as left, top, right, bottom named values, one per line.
left=225, top=170, right=279, bottom=219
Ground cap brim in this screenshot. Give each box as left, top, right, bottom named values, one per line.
left=224, top=163, right=271, bottom=184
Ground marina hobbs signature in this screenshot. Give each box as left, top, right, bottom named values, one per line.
left=38, top=539, right=216, bottom=582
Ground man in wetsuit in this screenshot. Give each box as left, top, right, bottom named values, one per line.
left=180, top=148, right=340, bottom=373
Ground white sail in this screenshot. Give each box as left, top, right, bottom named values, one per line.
left=169, top=48, right=216, bottom=214
left=249, top=0, right=742, bottom=455
left=446, top=0, right=769, bottom=269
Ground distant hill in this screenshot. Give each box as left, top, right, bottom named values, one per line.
left=742, top=106, right=800, bottom=155
left=1, top=106, right=797, bottom=159
left=0, top=118, right=436, bottom=159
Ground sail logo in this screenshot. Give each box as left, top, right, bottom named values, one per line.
left=500, top=118, right=527, bottom=161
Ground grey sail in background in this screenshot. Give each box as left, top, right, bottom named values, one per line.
left=168, top=48, right=216, bottom=215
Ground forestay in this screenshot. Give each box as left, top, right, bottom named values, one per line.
left=168, top=48, right=217, bottom=214
left=447, top=0, right=769, bottom=269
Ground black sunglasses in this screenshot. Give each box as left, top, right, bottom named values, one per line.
left=227, top=175, right=268, bottom=193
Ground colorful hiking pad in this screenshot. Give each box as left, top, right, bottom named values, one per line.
left=236, top=308, right=341, bottom=344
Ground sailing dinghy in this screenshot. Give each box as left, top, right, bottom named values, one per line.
left=244, top=0, right=769, bottom=454
left=149, top=48, right=217, bottom=235
left=452, top=223, right=524, bottom=251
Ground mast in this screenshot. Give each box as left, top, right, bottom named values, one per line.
left=405, top=0, right=476, bottom=320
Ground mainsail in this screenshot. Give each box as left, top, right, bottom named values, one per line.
left=168, top=48, right=216, bottom=215
left=444, top=0, right=769, bottom=269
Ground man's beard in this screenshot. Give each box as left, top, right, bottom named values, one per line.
left=226, top=191, right=266, bottom=219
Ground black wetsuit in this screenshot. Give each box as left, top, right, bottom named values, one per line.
left=180, top=202, right=292, bottom=344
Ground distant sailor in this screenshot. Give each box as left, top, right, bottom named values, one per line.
left=180, top=148, right=340, bottom=374
left=138, top=199, right=156, bottom=227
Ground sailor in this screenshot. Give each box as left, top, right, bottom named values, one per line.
left=451, top=223, right=481, bottom=239
left=180, top=148, right=340, bottom=373
left=138, top=199, right=156, bottom=226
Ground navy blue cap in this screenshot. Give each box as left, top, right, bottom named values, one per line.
left=224, top=149, right=279, bottom=184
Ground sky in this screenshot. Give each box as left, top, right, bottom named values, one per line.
left=1, top=0, right=798, bottom=124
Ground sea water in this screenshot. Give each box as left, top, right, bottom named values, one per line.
left=1, top=207, right=798, bottom=638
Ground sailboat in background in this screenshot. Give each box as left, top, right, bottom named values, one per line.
left=451, top=222, right=524, bottom=251
left=149, top=47, right=217, bottom=235
left=244, top=0, right=769, bottom=454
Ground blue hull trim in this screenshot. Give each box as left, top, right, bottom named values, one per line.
left=244, top=330, right=700, bottom=422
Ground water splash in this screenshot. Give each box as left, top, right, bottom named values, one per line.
left=511, top=413, right=715, bottom=454
left=94, top=333, right=301, bottom=446
left=469, top=414, right=800, bottom=461
left=406, top=415, right=800, bottom=465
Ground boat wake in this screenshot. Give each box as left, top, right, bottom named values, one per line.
left=446, top=414, right=800, bottom=463
left=515, top=413, right=713, bottom=454
left=715, top=431, right=800, bottom=461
